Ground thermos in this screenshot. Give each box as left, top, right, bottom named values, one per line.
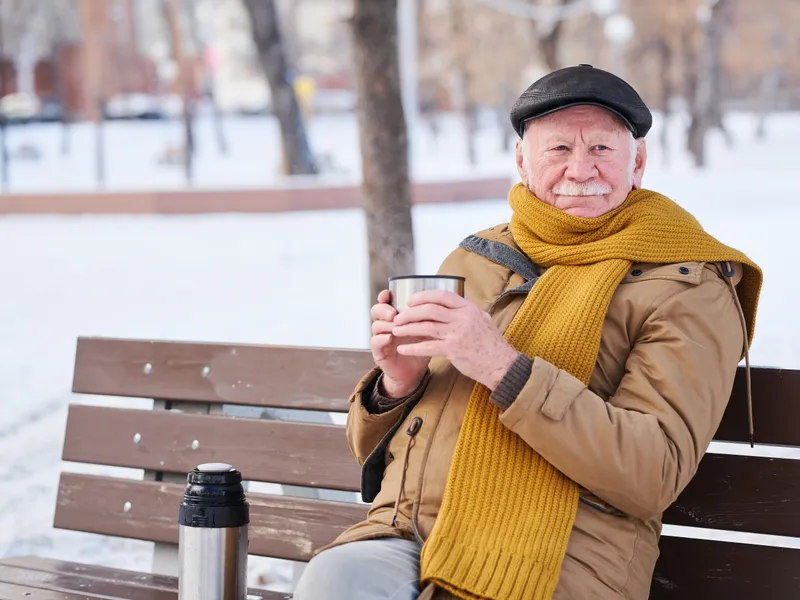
left=178, top=463, right=249, bottom=600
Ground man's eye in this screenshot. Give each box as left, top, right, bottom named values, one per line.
left=552, top=145, right=569, bottom=152
left=594, top=145, right=610, bottom=151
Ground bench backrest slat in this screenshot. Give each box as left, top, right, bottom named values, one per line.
left=72, top=338, right=800, bottom=444
left=662, top=453, right=800, bottom=537
left=63, top=405, right=361, bottom=492
left=651, top=536, right=800, bottom=599
left=72, top=338, right=375, bottom=412
left=716, top=367, right=800, bottom=446
left=55, top=473, right=368, bottom=563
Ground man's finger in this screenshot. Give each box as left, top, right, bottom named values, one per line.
left=371, top=302, right=397, bottom=322
left=377, top=289, right=393, bottom=305
left=406, top=289, right=466, bottom=310
left=372, top=320, right=394, bottom=336
left=370, top=333, right=393, bottom=356
left=393, top=303, right=452, bottom=326
left=396, top=339, right=442, bottom=358
left=393, top=321, right=446, bottom=340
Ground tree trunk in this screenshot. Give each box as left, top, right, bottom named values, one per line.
left=500, top=75, right=515, bottom=151
left=687, top=0, right=729, bottom=168
left=162, top=0, right=194, bottom=184
left=656, top=38, right=671, bottom=166
left=351, top=0, right=416, bottom=305
left=242, top=0, right=318, bottom=176
left=78, top=0, right=108, bottom=186
left=534, top=0, right=571, bottom=72
left=187, top=0, right=228, bottom=155
left=451, top=0, right=477, bottom=165
left=0, top=12, right=8, bottom=190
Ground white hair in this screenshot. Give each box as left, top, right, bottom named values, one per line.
left=627, top=134, right=638, bottom=186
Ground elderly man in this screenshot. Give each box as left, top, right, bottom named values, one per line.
left=293, top=65, right=762, bottom=600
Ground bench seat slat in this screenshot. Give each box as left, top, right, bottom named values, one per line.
left=0, top=581, right=115, bottom=600
left=0, top=565, right=175, bottom=600
left=63, top=405, right=362, bottom=491
left=0, top=557, right=177, bottom=591
left=650, top=536, right=800, bottom=599
left=0, top=557, right=289, bottom=600
left=664, top=453, right=800, bottom=537
left=55, top=473, right=367, bottom=563
left=72, top=338, right=375, bottom=412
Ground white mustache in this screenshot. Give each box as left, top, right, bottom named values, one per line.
left=552, top=180, right=613, bottom=196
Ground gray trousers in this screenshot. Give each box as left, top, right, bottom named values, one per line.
left=293, top=538, right=422, bottom=600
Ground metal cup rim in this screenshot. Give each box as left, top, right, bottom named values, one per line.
left=388, top=275, right=466, bottom=282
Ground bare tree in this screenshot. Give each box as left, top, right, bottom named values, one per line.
left=186, top=0, right=228, bottom=155
left=451, top=0, right=478, bottom=165
left=755, top=10, right=784, bottom=140
left=351, top=0, right=416, bottom=304
left=654, top=37, right=673, bottom=165
left=531, top=0, right=573, bottom=71
left=161, top=0, right=195, bottom=183
left=78, top=0, right=110, bottom=186
left=242, top=0, right=318, bottom=176
left=686, top=0, right=731, bottom=167
left=36, top=0, right=80, bottom=156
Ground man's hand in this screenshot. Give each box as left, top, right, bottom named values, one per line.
left=391, top=290, right=519, bottom=391
left=370, top=290, right=431, bottom=398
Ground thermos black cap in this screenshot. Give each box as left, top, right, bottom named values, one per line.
left=179, top=463, right=250, bottom=528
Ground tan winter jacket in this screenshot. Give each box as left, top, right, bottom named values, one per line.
left=321, top=224, right=746, bottom=600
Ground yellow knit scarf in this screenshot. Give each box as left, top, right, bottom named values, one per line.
left=419, top=183, right=762, bottom=600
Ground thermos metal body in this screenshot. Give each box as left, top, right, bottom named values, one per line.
left=178, top=462, right=250, bottom=600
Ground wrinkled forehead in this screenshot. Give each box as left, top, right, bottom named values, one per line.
left=525, top=105, right=631, bottom=140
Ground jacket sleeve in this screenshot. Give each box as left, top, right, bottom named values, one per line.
left=345, top=367, right=430, bottom=466
left=499, top=276, right=744, bottom=521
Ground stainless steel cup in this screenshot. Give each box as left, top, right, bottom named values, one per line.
left=388, top=275, right=466, bottom=312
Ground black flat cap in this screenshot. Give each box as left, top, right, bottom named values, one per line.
left=510, top=64, right=652, bottom=138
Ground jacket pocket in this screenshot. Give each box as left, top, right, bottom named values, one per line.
left=579, top=487, right=627, bottom=518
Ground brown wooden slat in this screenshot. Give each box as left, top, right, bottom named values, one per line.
left=663, top=453, right=800, bottom=536
left=55, top=473, right=367, bottom=562
left=0, top=565, right=175, bottom=600
left=0, top=556, right=292, bottom=600
left=72, top=338, right=800, bottom=440
left=0, top=581, right=109, bottom=600
left=716, top=366, right=800, bottom=446
left=650, top=536, right=800, bottom=599
left=72, top=338, right=375, bottom=412
left=0, top=557, right=287, bottom=600
left=0, top=557, right=176, bottom=592
left=63, top=405, right=361, bottom=491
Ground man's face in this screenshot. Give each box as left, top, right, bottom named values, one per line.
left=515, top=105, right=647, bottom=218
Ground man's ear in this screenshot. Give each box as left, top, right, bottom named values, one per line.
left=516, top=138, right=528, bottom=185
left=632, top=138, right=647, bottom=189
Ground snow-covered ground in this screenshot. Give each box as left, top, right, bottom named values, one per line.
left=1, top=111, right=799, bottom=592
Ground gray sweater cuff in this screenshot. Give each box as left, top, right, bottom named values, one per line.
left=490, top=353, right=533, bottom=411
left=364, top=370, right=430, bottom=414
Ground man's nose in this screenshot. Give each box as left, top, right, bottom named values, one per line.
left=564, top=151, right=599, bottom=182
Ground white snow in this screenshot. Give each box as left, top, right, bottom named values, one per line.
left=0, top=110, right=799, bottom=591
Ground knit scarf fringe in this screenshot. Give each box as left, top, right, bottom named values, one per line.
left=419, top=183, right=762, bottom=600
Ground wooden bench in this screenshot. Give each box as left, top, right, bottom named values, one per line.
left=1, top=336, right=799, bottom=600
